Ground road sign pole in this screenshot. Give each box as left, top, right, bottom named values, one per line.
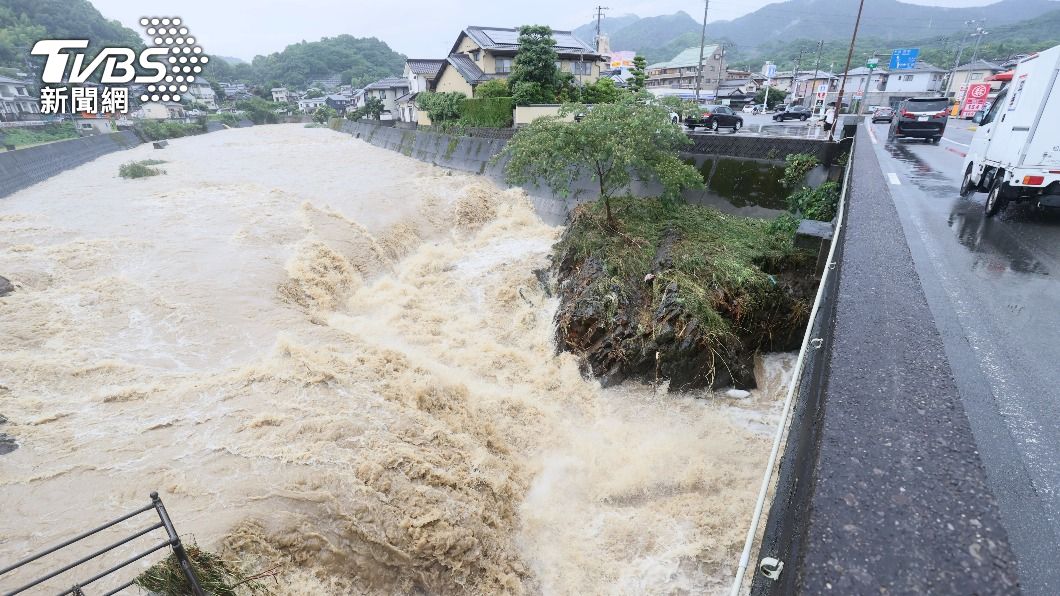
left=829, top=0, right=865, bottom=142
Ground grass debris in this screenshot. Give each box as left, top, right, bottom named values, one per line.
left=119, top=160, right=166, bottom=179
left=134, top=545, right=273, bottom=596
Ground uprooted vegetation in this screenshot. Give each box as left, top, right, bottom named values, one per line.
left=552, top=196, right=816, bottom=390
left=135, top=545, right=273, bottom=595
left=118, top=160, right=166, bottom=179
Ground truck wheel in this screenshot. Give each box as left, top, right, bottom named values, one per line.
left=959, top=166, right=977, bottom=198
left=985, top=178, right=1007, bottom=217
left=931, top=136, right=941, bottom=144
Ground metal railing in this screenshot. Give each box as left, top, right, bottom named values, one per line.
left=0, top=492, right=204, bottom=596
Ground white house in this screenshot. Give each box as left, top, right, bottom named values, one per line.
left=271, top=88, right=290, bottom=103
left=0, top=75, right=40, bottom=122
left=945, top=59, right=1004, bottom=98
left=840, top=66, right=888, bottom=95
left=399, top=59, right=445, bottom=123
left=185, top=81, right=217, bottom=110
left=297, top=96, right=326, bottom=114
left=361, top=77, right=410, bottom=121
left=883, top=62, right=946, bottom=94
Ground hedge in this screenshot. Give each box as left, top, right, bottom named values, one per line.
left=460, top=97, right=514, bottom=128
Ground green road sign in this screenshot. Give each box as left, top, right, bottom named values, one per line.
left=867, top=58, right=879, bottom=69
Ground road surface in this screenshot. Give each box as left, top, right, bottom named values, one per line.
left=868, top=117, right=1060, bottom=595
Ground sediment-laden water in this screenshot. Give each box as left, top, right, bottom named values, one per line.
left=0, top=125, right=791, bottom=594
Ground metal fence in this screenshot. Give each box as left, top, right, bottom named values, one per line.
left=0, top=492, right=203, bottom=596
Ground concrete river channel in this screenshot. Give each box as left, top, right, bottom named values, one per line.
left=0, top=124, right=798, bottom=594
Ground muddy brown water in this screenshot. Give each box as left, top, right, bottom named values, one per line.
left=0, top=124, right=793, bottom=594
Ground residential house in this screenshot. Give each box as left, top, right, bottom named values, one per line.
left=361, top=77, right=410, bottom=120
left=220, top=82, right=247, bottom=95
left=307, top=76, right=343, bottom=91
left=297, top=95, right=326, bottom=114
left=945, top=59, right=1003, bottom=99
left=645, top=46, right=725, bottom=95
left=271, top=88, right=290, bottom=103
left=399, top=59, right=446, bottom=123
left=883, top=62, right=945, bottom=94
left=433, top=26, right=603, bottom=97
left=136, top=101, right=186, bottom=120
left=186, top=81, right=218, bottom=110
left=73, top=113, right=116, bottom=134
left=0, top=75, right=40, bottom=122
left=324, top=94, right=351, bottom=115
left=790, top=71, right=838, bottom=106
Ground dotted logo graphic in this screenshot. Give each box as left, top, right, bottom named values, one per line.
left=137, top=17, right=209, bottom=102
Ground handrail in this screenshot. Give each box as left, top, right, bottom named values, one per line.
left=728, top=133, right=856, bottom=596
left=0, top=492, right=204, bottom=596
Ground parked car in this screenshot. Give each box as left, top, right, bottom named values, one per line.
left=772, top=106, right=811, bottom=121
left=742, top=104, right=762, bottom=114
left=871, top=107, right=894, bottom=123
left=961, top=44, right=1060, bottom=216
left=685, top=104, right=744, bottom=132
left=888, top=97, right=950, bottom=143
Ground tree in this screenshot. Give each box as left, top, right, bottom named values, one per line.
left=313, top=105, right=337, bottom=123
left=508, top=25, right=559, bottom=105
left=630, top=55, right=648, bottom=92
left=474, top=79, right=509, bottom=99
left=658, top=95, right=698, bottom=120
left=581, top=78, right=621, bottom=104
left=305, top=88, right=324, bottom=99
left=755, top=87, right=781, bottom=109
left=362, top=97, right=386, bottom=119
left=416, top=91, right=465, bottom=122
left=501, top=94, right=702, bottom=225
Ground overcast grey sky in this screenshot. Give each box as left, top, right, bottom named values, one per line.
left=91, top=0, right=1002, bottom=61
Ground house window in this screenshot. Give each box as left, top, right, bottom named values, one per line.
left=901, top=75, right=913, bottom=81
left=970, top=73, right=983, bottom=80
left=572, top=62, right=591, bottom=75
left=470, top=50, right=481, bottom=61
left=496, top=58, right=513, bottom=74
left=556, top=61, right=562, bottom=71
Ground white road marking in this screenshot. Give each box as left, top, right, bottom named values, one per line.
left=941, top=137, right=970, bottom=147
left=888, top=173, right=901, bottom=185
left=867, top=120, right=879, bottom=144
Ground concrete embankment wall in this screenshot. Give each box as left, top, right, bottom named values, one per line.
left=0, top=131, right=143, bottom=199
left=338, top=119, right=844, bottom=223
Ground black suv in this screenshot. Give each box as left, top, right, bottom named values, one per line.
left=772, top=106, right=811, bottom=121
left=684, top=104, right=743, bottom=131
left=889, top=97, right=949, bottom=143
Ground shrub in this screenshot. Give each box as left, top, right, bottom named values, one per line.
left=1, top=122, right=78, bottom=147
left=209, top=112, right=243, bottom=127
left=135, top=545, right=270, bottom=596
left=119, top=160, right=165, bottom=178
left=135, top=120, right=205, bottom=141
left=783, top=153, right=819, bottom=188
left=474, top=79, right=509, bottom=99
left=788, top=181, right=840, bottom=221
left=460, top=97, right=514, bottom=128
left=511, top=80, right=553, bottom=106
left=417, top=91, right=465, bottom=122
left=313, top=105, right=337, bottom=123
left=234, top=97, right=280, bottom=124
left=581, top=78, right=620, bottom=104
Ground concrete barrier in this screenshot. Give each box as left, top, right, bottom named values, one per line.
left=0, top=131, right=142, bottom=199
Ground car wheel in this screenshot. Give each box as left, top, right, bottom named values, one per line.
left=711, top=120, right=719, bottom=132
left=801, top=115, right=808, bottom=121
left=931, top=136, right=941, bottom=144
left=985, top=178, right=1007, bottom=217
left=959, top=165, right=977, bottom=197
left=672, top=115, right=679, bottom=124
left=734, top=120, right=742, bottom=131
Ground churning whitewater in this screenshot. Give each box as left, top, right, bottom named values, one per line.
left=0, top=125, right=790, bottom=594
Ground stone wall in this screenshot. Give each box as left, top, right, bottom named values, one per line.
left=0, top=131, right=142, bottom=199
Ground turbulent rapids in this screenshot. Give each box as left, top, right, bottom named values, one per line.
left=0, top=125, right=792, bottom=594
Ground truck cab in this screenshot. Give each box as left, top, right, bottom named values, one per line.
left=961, top=45, right=1060, bottom=216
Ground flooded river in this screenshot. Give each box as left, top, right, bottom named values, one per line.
left=0, top=125, right=790, bottom=594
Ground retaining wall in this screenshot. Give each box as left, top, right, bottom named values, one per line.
left=0, top=131, right=142, bottom=199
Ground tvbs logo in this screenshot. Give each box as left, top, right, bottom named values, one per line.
left=32, top=16, right=207, bottom=85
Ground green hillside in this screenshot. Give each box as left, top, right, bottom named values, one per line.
left=0, top=0, right=143, bottom=66
left=237, top=35, right=406, bottom=88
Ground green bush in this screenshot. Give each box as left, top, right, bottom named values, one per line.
left=1, top=122, right=78, bottom=147
left=234, top=97, right=281, bottom=124
left=474, top=79, right=509, bottom=99
left=460, top=97, right=514, bottom=128
left=783, top=153, right=819, bottom=187
left=511, top=80, right=553, bottom=106
left=788, top=181, right=840, bottom=221
left=313, top=105, right=337, bottom=123
left=209, top=112, right=243, bottom=127
left=134, top=120, right=205, bottom=141
left=417, top=91, right=466, bottom=122
left=119, top=160, right=165, bottom=178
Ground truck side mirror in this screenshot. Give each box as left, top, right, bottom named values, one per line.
left=972, top=111, right=985, bottom=125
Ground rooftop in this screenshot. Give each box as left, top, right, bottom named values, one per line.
left=955, top=59, right=1003, bottom=72
left=406, top=59, right=446, bottom=78
left=364, top=77, right=411, bottom=90
left=647, top=46, right=720, bottom=70
left=444, top=53, right=503, bottom=85
left=461, top=26, right=599, bottom=57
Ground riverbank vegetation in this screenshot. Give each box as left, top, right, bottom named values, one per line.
left=135, top=545, right=272, bottom=596
left=1, top=122, right=78, bottom=148
left=119, top=159, right=166, bottom=179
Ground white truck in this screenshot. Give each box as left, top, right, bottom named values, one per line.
left=961, top=44, right=1060, bottom=216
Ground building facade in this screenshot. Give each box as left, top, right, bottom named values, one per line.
left=645, top=46, right=725, bottom=95
left=945, top=59, right=1003, bottom=99
left=0, top=76, right=40, bottom=122
left=361, top=77, right=411, bottom=120
left=883, top=63, right=946, bottom=94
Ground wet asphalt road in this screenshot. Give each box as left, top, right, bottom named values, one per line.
left=869, top=117, right=1060, bottom=594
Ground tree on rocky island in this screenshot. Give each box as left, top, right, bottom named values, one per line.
left=509, top=25, right=560, bottom=105
left=501, top=94, right=703, bottom=225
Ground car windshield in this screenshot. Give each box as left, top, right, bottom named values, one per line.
left=702, top=105, right=723, bottom=111
left=904, top=99, right=948, bottom=112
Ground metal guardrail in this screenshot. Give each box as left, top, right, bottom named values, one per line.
left=0, top=492, right=204, bottom=596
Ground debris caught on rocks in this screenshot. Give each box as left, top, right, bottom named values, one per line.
left=0, top=275, right=13, bottom=297
left=725, top=389, right=752, bottom=399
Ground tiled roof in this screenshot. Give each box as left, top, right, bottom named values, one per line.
left=461, top=26, right=599, bottom=57
left=843, top=66, right=888, bottom=76
left=647, top=46, right=720, bottom=70
left=0, top=75, right=30, bottom=85
left=445, top=54, right=504, bottom=85
left=894, top=62, right=946, bottom=74
left=396, top=91, right=418, bottom=103
left=407, top=59, right=445, bottom=77
left=364, top=77, right=410, bottom=90
left=955, top=59, right=1003, bottom=72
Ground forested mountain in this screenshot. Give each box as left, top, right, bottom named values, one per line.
left=577, top=0, right=1060, bottom=64
left=0, top=0, right=143, bottom=66
left=240, top=36, right=406, bottom=88
left=572, top=13, right=640, bottom=46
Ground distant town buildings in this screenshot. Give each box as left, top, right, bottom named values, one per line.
left=645, top=46, right=725, bottom=94
left=271, top=88, right=290, bottom=103
left=0, top=75, right=40, bottom=122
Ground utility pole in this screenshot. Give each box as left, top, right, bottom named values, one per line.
left=593, top=5, right=609, bottom=53
left=857, top=52, right=878, bottom=116
left=792, top=48, right=805, bottom=104
left=829, top=0, right=866, bottom=142
left=714, top=42, right=726, bottom=100
left=970, top=24, right=989, bottom=65
left=811, top=39, right=824, bottom=114
left=948, top=21, right=976, bottom=97
left=694, top=0, right=711, bottom=103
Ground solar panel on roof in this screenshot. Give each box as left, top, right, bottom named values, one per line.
left=482, top=29, right=520, bottom=45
